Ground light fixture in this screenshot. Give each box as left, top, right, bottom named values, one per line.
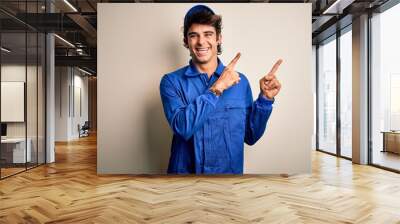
left=1, top=47, right=11, bottom=53
left=322, top=0, right=354, bottom=15
left=76, top=48, right=86, bottom=55
left=78, top=67, right=93, bottom=76
left=63, top=0, right=78, bottom=12
left=54, top=34, right=75, bottom=48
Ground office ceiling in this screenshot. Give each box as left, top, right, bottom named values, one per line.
left=0, top=0, right=392, bottom=75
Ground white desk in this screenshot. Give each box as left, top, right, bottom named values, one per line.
left=1, top=138, right=31, bottom=163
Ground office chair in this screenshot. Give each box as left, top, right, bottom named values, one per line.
left=79, top=121, right=90, bottom=138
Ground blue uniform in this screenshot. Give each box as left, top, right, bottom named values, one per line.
left=160, top=58, right=273, bottom=174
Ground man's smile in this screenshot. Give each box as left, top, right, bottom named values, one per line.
left=195, top=47, right=210, bottom=56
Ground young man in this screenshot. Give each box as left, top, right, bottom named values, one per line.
left=160, top=5, right=282, bottom=174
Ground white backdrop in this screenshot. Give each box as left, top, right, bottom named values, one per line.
left=98, top=3, right=313, bottom=174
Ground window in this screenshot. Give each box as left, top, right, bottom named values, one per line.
left=317, top=37, right=337, bottom=154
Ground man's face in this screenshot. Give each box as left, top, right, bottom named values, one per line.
left=186, top=23, right=221, bottom=65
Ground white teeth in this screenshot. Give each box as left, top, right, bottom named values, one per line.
left=196, top=48, right=209, bottom=56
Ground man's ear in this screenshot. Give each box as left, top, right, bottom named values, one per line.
left=183, top=38, right=188, bottom=49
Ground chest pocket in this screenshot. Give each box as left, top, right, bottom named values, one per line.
left=203, top=99, right=246, bottom=172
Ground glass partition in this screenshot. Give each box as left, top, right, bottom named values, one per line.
left=38, top=32, right=45, bottom=165
left=0, top=1, right=46, bottom=179
left=339, top=28, right=352, bottom=158
left=0, top=31, right=28, bottom=177
left=27, top=31, right=38, bottom=169
left=317, top=36, right=337, bottom=154
left=371, top=3, right=400, bottom=171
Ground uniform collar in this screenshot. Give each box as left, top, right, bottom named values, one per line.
left=184, top=58, right=225, bottom=77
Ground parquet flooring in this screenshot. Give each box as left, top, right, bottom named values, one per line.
left=1, top=167, right=26, bottom=178
left=1, top=134, right=400, bottom=223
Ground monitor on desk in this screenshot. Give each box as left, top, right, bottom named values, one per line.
left=1, top=123, right=7, bottom=138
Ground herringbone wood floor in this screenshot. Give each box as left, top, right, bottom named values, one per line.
left=1, top=134, right=400, bottom=224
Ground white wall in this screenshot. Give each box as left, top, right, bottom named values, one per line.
left=55, top=67, right=89, bottom=141
left=98, top=3, right=313, bottom=174
left=55, top=67, right=69, bottom=141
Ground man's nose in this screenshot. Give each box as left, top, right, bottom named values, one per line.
left=197, top=35, right=206, bottom=45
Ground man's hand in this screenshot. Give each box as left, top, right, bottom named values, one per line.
left=260, top=59, right=283, bottom=100
left=210, top=53, right=241, bottom=95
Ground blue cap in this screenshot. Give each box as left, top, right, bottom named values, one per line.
left=184, top=5, right=215, bottom=27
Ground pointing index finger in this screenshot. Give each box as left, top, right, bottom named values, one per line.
left=269, top=59, right=283, bottom=75
left=227, top=52, right=241, bottom=68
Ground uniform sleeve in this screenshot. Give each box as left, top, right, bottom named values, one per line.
left=244, top=79, right=274, bottom=145
left=160, top=75, right=219, bottom=140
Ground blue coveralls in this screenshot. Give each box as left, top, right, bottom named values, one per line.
left=160, top=58, right=273, bottom=174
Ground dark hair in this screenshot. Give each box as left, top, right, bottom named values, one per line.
left=183, top=11, right=223, bottom=55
